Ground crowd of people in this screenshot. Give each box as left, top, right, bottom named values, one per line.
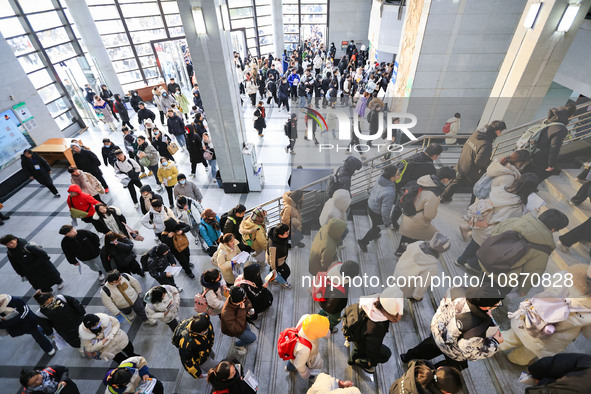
left=3, top=39, right=591, bottom=394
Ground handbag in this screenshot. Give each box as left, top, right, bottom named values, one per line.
left=125, top=223, right=144, bottom=241
left=138, top=155, right=151, bottom=167
left=115, top=173, right=131, bottom=187
left=167, top=142, right=179, bottom=155
left=203, top=150, right=213, bottom=161
left=69, top=196, right=91, bottom=219
left=139, top=123, right=146, bottom=132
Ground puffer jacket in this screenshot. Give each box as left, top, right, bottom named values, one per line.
left=100, top=237, right=136, bottom=273
left=308, top=373, right=361, bottom=394
left=368, top=176, right=396, bottom=226
left=0, top=295, right=39, bottom=337
left=70, top=170, right=103, bottom=197
left=334, top=156, right=363, bottom=192
left=100, top=274, right=143, bottom=315
left=266, top=226, right=289, bottom=270
left=281, top=192, right=302, bottom=230
left=486, top=160, right=521, bottom=189
left=61, top=229, right=101, bottom=265
left=79, top=313, right=129, bottom=361
left=389, top=360, right=447, bottom=394
left=172, top=317, right=215, bottom=379
left=393, top=241, right=439, bottom=300
left=91, top=206, right=128, bottom=235
left=292, top=314, right=324, bottom=379
left=239, top=217, right=268, bottom=252
left=471, top=184, right=523, bottom=245
left=318, top=263, right=350, bottom=315
left=398, top=151, right=438, bottom=188
left=531, top=106, right=570, bottom=170
left=37, top=294, right=85, bottom=347
left=399, top=175, right=443, bottom=241
left=103, top=356, right=150, bottom=394
left=145, top=246, right=176, bottom=280
left=200, top=216, right=222, bottom=247
left=220, top=297, right=252, bottom=338
left=525, top=353, right=591, bottom=394
left=144, top=285, right=180, bottom=324
left=157, top=161, right=178, bottom=187
left=431, top=294, right=499, bottom=362
left=319, top=189, right=351, bottom=226
left=208, top=362, right=257, bottom=394
left=214, top=242, right=239, bottom=285
left=7, top=239, right=61, bottom=290
left=200, top=276, right=227, bottom=316
left=308, top=218, right=347, bottom=275
left=67, top=184, right=99, bottom=219
left=482, top=213, right=555, bottom=294
left=456, top=126, right=497, bottom=183
left=141, top=205, right=176, bottom=234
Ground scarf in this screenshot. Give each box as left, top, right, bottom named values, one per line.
left=29, top=369, right=58, bottom=393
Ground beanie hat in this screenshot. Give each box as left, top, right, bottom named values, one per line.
left=251, top=208, right=266, bottom=224
left=83, top=314, right=100, bottom=329
left=191, top=313, right=210, bottom=333
left=59, top=224, right=74, bottom=235
left=428, top=232, right=450, bottom=254
left=156, top=244, right=169, bottom=256
left=229, top=286, right=246, bottom=304
left=379, top=286, right=404, bottom=316
left=301, top=314, right=330, bottom=340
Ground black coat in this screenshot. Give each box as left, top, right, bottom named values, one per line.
left=21, top=152, right=52, bottom=185
left=61, top=229, right=101, bottom=265
left=354, top=306, right=390, bottom=365
left=114, top=100, right=130, bottom=122
left=223, top=209, right=244, bottom=243
left=457, top=127, right=496, bottom=183
left=167, top=115, right=186, bottom=136
left=37, top=294, right=85, bottom=347
left=531, top=121, right=568, bottom=170
left=335, top=156, right=363, bottom=192
left=278, top=82, right=290, bottom=99
left=102, top=144, right=121, bottom=167
left=286, top=117, right=298, bottom=140
left=73, top=149, right=102, bottom=175
left=152, top=135, right=174, bottom=161
left=526, top=353, right=591, bottom=394
left=138, top=107, right=156, bottom=124
left=193, top=91, right=203, bottom=108
left=130, top=91, right=142, bottom=112
left=253, top=107, right=266, bottom=130
left=146, top=246, right=176, bottom=280
left=7, top=238, right=61, bottom=290
left=240, top=265, right=273, bottom=316
left=267, top=227, right=288, bottom=263
left=100, top=238, right=136, bottom=272
left=167, top=82, right=181, bottom=94
left=208, top=361, right=257, bottom=394
left=398, top=152, right=437, bottom=189
left=0, top=296, right=39, bottom=337
left=186, top=126, right=205, bottom=164
left=91, top=210, right=127, bottom=235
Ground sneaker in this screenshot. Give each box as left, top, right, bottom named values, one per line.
left=330, top=327, right=338, bottom=334
left=145, top=319, right=158, bottom=326
left=400, top=353, right=409, bottom=364
left=285, top=147, right=289, bottom=153
left=357, top=239, right=368, bottom=253
left=235, top=345, right=247, bottom=355
left=453, top=260, right=464, bottom=267
left=139, top=173, right=147, bottom=179
left=463, top=262, right=481, bottom=274
left=189, top=173, right=196, bottom=178
left=134, top=203, right=139, bottom=209
left=177, top=286, right=183, bottom=293
left=47, top=348, right=56, bottom=356
left=57, top=282, right=64, bottom=290
left=290, top=150, right=296, bottom=155
left=54, top=193, right=61, bottom=198
left=440, top=196, right=452, bottom=203
left=104, top=188, right=110, bottom=193
left=0, top=220, right=4, bottom=226
left=187, top=273, right=195, bottom=279
left=281, top=282, right=293, bottom=289
left=569, top=199, right=581, bottom=206
left=98, top=272, right=105, bottom=282
left=148, top=171, right=153, bottom=176
left=156, top=185, right=163, bottom=191
left=556, top=240, right=569, bottom=253
left=189, top=263, right=195, bottom=268
left=295, top=242, right=305, bottom=248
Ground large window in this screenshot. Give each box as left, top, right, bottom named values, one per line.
left=87, top=0, right=187, bottom=92
left=283, top=0, right=328, bottom=53
left=0, top=0, right=87, bottom=132
left=227, top=0, right=275, bottom=58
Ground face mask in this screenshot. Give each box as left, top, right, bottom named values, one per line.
left=93, top=322, right=102, bottom=330
left=104, top=144, right=109, bottom=147
left=179, top=180, right=186, bottom=185
left=161, top=161, right=167, bottom=165
left=162, top=93, right=167, bottom=97
left=133, top=93, right=137, bottom=96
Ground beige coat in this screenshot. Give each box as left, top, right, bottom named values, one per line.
left=399, top=175, right=440, bottom=240
left=100, top=274, right=143, bottom=316
left=472, top=186, right=523, bottom=245
left=215, top=242, right=240, bottom=284
left=204, top=286, right=227, bottom=316
left=79, top=313, right=129, bottom=361
left=293, top=314, right=324, bottom=379
left=393, top=241, right=439, bottom=299
left=444, top=116, right=461, bottom=144
left=71, top=171, right=103, bottom=197
left=487, top=160, right=520, bottom=189
left=239, top=217, right=268, bottom=252
left=144, top=285, right=180, bottom=324
left=103, top=356, right=148, bottom=394
left=281, top=192, right=302, bottom=231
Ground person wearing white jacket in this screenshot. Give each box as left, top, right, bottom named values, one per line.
left=100, top=271, right=156, bottom=325
left=113, top=150, right=143, bottom=208
left=200, top=268, right=229, bottom=316
left=443, top=113, right=461, bottom=145
left=319, top=189, right=351, bottom=226
left=393, top=233, right=450, bottom=301
left=79, top=313, right=137, bottom=362
left=143, top=285, right=181, bottom=332
left=140, top=199, right=177, bottom=237
left=173, top=195, right=203, bottom=245
left=307, top=373, right=360, bottom=394
left=285, top=314, right=330, bottom=380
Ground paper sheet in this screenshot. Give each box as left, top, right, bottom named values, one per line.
left=232, top=251, right=250, bottom=265
left=164, top=266, right=182, bottom=276
left=244, top=370, right=259, bottom=391
left=524, top=192, right=546, bottom=214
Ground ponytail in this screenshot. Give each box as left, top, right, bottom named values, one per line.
left=415, top=364, right=435, bottom=387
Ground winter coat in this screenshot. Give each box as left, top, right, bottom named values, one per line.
left=79, top=313, right=129, bottom=361
left=319, top=189, right=351, bottom=226
left=335, top=156, right=363, bottom=192
left=456, top=126, right=497, bottom=184
left=309, top=218, right=347, bottom=275
left=483, top=213, right=555, bottom=294
left=444, top=116, right=461, bottom=145
left=173, top=181, right=203, bottom=201
left=239, top=217, right=267, bottom=252
left=102, top=144, right=121, bottom=167
left=67, top=184, right=99, bottom=219
left=389, top=360, right=447, bottom=394
left=145, top=247, right=176, bottom=281
left=91, top=206, right=128, bottom=235
left=278, top=81, right=290, bottom=99
left=308, top=373, right=361, bottom=394
left=318, top=263, right=350, bottom=315
left=245, top=79, right=258, bottom=95
left=167, top=115, right=185, bottom=136
left=137, top=142, right=159, bottom=167
left=253, top=106, right=266, bottom=130
left=200, top=276, right=227, bottom=316
left=21, top=152, right=53, bottom=185
left=220, top=297, right=252, bottom=338
left=173, top=198, right=202, bottom=229
left=292, top=314, right=324, bottom=379
left=185, top=126, right=205, bottom=164
left=281, top=192, right=302, bottom=231
left=100, top=274, right=143, bottom=315
left=285, top=116, right=298, bottom=140
left=399, top=175, right=443, bottom=241
left=393, top=241, right=439, bottom=300
left=174, top=92, right=190, bottom=113
left=236, top=266, right=273, bottom=316
left=159, top=94, right=176, bottom=112
left=526, top=353, right=591, bottom=394
left=113, top=157, right=141, bottom=181
left=151, top=134, right=174, bottom=161
left=267, top=226, right=289, bottom=271
left=160, top=220, right=191, bottom=254
left=351, top=303, right=391, bottom=365
left=208, top=363, right=257, bottom=394
left=94, top=100, right=115, bottom=123
left=138, top=185, right=163, bottom=215
left=73, top=149, right=102, bottom=175
left=37, top=294, right=85, bottom=347
left=200, top=217, right=222, bottom=247
left=368, top=176, right=396, bottom=226
left=21, top=365, right=71, bottom=394
left=144, top=285, right=180, bottom=324
left=70, top=170, right=103, bottom=197
left=137, top=107, right=156, bottom=124
left=397, top=152, right=437, bottom=189
left=157, top=161, right=178, bottom=187
left=531, top=107, right=571, bottom=170
left=431, top=294, right=499, bottom=362
left=141, top=205, right=176, bottom=234
left=7, top=239, right=61, bottom=290
left=192, top=90, right=203, bottom=108
left=172, top=317, right=215, bottom=379
left=487, top=160, right=521, bottom=189
left=0, top=295, right=39, bottom=337
left=223, top=208, right=245, bottom=242
left=130, top=91, right=142, bottom=112
left=100, top=237, right=137, bottom=273
left=103, top=356, right=151, bottom=394
left=215, top=242, right=239, bottom=285
left=471, top=184, right=523, bottom=245
left=61, top=229, right=101, bottom=265
left=114, top=100, right=129, bottom=122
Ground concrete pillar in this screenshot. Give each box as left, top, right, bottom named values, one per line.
left=177, top=0, right=248, bottom=190
left=479, top=0, right=591, bottom=128
left=63, top=0, right=123, bottom=94
left=271, top=0, right=285, bottom=58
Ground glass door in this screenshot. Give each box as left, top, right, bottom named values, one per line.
left=151, top=38, right=192, bottom=90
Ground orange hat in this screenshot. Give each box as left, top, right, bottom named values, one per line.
left=301, top=314, right=330, bottom=340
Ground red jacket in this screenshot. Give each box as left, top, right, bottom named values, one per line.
left=67, top=184, right=99, bottom=218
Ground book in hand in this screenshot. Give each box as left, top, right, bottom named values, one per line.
left=232, top=251, right=250, bottom=265
left=244, top=370, right=259, bottom=391
left=264, top=270, right=277, bottom=286
left=164, top=266, right=182, bottom=277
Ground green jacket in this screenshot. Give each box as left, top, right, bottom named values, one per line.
left=308, top=218, right=347, bottom=276
left=483, top=213, right=555, bottom=294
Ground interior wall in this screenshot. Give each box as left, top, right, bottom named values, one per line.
left=328, top=0, right=372, bottom=58
left=554, top=19, right=591, bottom=98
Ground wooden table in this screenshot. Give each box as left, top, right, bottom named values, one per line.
left=32, top=138, right=75, bottom=166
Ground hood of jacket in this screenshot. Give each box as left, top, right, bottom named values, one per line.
left=282, top=192, right=297, bottom=208
left=332, top=189, right=351, bottom=212
left=92, top=205, right=122, bottom=220
left=78, top=313, right=110, bottom=341
left=341, top=156, right=363, bottom=175
left=476, top=125, right=498, bottom=142
left=487, top=161, right=520, bottom=180
left=68, top=184, right=82, bottom=195
left=239, top=217, right=260, bottom=234
left=546, top=106, right=571, bottom=125
left=408, top=151, right=433, bottom=164
left=164, top=218, right=180, bottom=232
left=494, top=213, right=555, bottom=249
left=417, top=174, right=438, bottom=188
left=268, top=226, right=289, bottom=245
left=377, top=175, right=395, bottom=188
left=325, top=218, right=347, bottom=240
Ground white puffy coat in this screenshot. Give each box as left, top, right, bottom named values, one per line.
left=307, top=373, right=361, bottom=394
left=100, top=274, right=143, bottom=316
left=143, top=285, right=180, bottom=324
left=79, top=313, right=129, bottom=361
left=293, top=314, right=324, bottom=379
left=319, top=189, right=351, bottom=226
left=393, top=241, right=439, bottom=299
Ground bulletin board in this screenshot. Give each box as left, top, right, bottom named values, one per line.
left=0, top=107, right=36, bottom=170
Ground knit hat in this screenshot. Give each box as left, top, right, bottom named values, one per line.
left=428, top=232, right=450, bottom=254
left=191, top=313, right=210, bottom=333
left=301, top=314, right=330, bottom=340
left=229, top=286, right=246, bottom=304
left=83, top=314, right=100, bottom=329
left=156, top=244, right=169, bottom=256
left=250, top=208, right=266, bottom=224
left=379, top=286, right=404, bottom=316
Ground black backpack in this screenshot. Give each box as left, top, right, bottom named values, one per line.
left=284, top=120, right=290, bottom=137
left=101, top=273, right=131, bottom=297
left=341, top=303, right=366, bottom=342
left=398, top=181, right=422, bottom=217
left=326, top=167, right=346, bottom=198
left=140, top=251, right=151, bottom=271
left=219, top=212, right=229, bottom=231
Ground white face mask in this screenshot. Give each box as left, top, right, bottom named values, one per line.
left=161, top=161, right=167, bottom=166
left=179, top=180, right=186, bottom=185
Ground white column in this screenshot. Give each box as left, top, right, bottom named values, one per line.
left=271, top=0, right=285, bottom=58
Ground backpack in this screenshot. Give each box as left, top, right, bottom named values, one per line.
left=398, top=181, right=422, bottom=217
left=341, top=303, right=366, bottom=342
left=312, top=262, right=345, bottom=302
left=284, top=120, right=290, bottom=136
left=101, top=274, right=131, bottom=297
left=473, top=173, right=494, bottom=200
left=194, top=289, right=211, bottom=314
left=463, top=199, right=494, bottom=229
left=219, top=212, right=236, bottom=232
left=515, top=122, right=563, bottom=153
left=140, top=252, right=150, bottom=271
left=442, top=121, right=452, bottom=134
left=476, top=230, right=553, bottom=273
left=277, top=323, right=312, bottom=361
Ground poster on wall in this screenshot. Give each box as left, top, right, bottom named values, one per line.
left=0, top=108, right=35, bottom=170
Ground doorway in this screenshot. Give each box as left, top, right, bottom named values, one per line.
left=151, top=38, right=193, bottom=90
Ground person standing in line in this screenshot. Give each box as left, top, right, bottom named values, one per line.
left=1, top=234, right=64, bottom=292
left=137, top=102, right=156, bottom=139
left=20, top=149, right=60, bottom=198
left=99, top=84, right=119, bottom=122
left=60, top=225, right=104, bottom=282
left=222, top=204, right=248, bottom=250
left=389, top=360, right=463, bottom=394
left=103, top=356, right=164, bottom=394
left=113, top=150, right=143, bottom=209
left=143, top=285, right=181, bottom=332
left=71, top=143, right=109, bottom=192
left=166, top=109, right=187, bottom=150
left=278, top=77, right=291, bottom=112
left=308, top=218, right=347, bottom=276
left=152, top=87, right=165, bottom=125
left=101, top=138, right=121, bottom=168
left=207, top=360, right=257, bottom=394
left=285, top=113, right=298, bottom=154
left=129, top=90, right=142, bottom=112
left=160, top=218, right=195, bottom=278
left=174, top=88, right=191, bottom=121
left=34, top=291, right=85, bottom=349
left=93, top=95, right=117, bottom=132
left=100, top=271, right=156, bottom=326
left=267, top=223, right=293, bottom=289
left=172, top=313, right=217, bottom=379
left=144, top=244, right=182, bottom=291
left=136, top=136, right=161, bottom=188
left=68, top=166, right=104, bottom=203
left=79, top=313, right=138, bottom=363
left=200, top=269, right=229, bottom=316
left=221, top=286, right=257, bottom=356
left=443, top=113, right=461, bottom=145
left=113, top=94, right=134, bottom=131
left=100, top=232, right=144, bottom=276
left=167, top=77, right=180, bottom=94
left=0, top=294, right=56, bottom=356
left=20, top=365, right=79, bottom=394
left=253, top=101, right=266, bottom=137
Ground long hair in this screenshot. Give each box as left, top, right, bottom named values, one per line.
left=95, top=203, right=116, bottom=219
left=104, top=231, right=128, bottom=245
left=415, top=364, right=462, bottom=394
left=499, top=150, right=530, bottom=168
left=505, top=173, right=540, bottom=205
